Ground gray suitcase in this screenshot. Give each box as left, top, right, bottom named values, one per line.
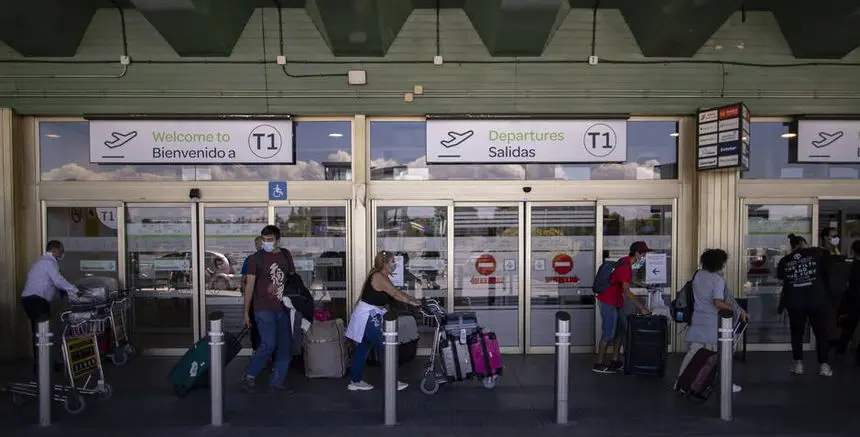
left=440, top=333, right=473, bottom=381
left=303, top=319, right=348, bottom=378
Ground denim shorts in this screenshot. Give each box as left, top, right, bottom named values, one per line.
left=598, top=300, right=620, bottom=342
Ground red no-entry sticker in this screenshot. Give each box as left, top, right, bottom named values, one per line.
left=551, top=253, right=573, bottom=275
left=475, top=254, right=497, bottom=276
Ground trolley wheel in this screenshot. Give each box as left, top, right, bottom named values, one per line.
left=11, top=392, right=26, bottom=406
left=64, top=394, right=86, bottom=415
left=173, top=384, right=189, bottom=398
left=420, top=374, right=440, bottom=395
left=111, top=348, right=128, bottom=366
left=124, top=344, right=136, bottom=357
left=98, top=383, right=113, bottom=401
left=482, top=376, right=497, bottom=390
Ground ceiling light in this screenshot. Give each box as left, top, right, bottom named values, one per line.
left=45, top=134, right=61, bottom=138
left=328, top=133, right=344, bottom=138
left=781, top=133, right=797, bottom=139
left=670, top=132, right=680, bottom=137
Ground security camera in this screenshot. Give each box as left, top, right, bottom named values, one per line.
left=189, top=188, right=201, bottom=201
left=522, top=186, right=532, bottom=193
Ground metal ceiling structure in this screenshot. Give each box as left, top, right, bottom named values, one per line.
left=0, top=0, right=857, bottom=59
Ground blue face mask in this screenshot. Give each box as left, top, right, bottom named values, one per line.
left=261, top=242, right=276, bottom=252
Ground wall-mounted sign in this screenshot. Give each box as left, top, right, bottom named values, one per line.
left=425, top=118, right=627, bottom=164
left=90, top=119, right=295, bottom=164
left=696, top=103, right=750, bottom=171
left=796, top=120, right=860, bottom=163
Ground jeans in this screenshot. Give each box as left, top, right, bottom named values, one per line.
left=245, top=310, right=292, bottom=388
left=350, top=314, right=383, bottom=383
left=787, top=305, right=829, bottom=364
left=598, top=301, right=620, bottom=342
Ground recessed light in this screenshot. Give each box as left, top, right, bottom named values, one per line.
left=328, top=133, right=343, bottom=138
left=670, top=132, right=680, bottom=137
left=45, top=133, right=61, bottom=138
left=781, top=133, right=797, bottom=139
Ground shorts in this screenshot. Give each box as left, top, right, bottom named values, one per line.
left=598, top=300, right=621, bottom=342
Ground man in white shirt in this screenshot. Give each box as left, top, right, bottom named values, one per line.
left=21, top=240, right=79, bottom=373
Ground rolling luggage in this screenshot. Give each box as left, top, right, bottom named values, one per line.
left=444, top=311, right=479, bottom=342
left=169, top=328, right=247, bottom=397
left=674, top=348, right=718, bottom=400
left=440, top=332, right=473, bottom=381
left=468, top=328, right=503, bottom=378
left=303, top=318, right=348, bottom=378
left=623, top=314, right=668, bottom=377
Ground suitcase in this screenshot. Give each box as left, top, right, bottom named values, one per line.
left=468, top=328, right=503, bottom=378
left=623, top=314, right=668, bottom=377
left=303, top=319, right=348, bottom=378
left=674, top=348, right=718, bottom=400
left=367, top=313, right=419, bottom=366
left=444, top=311, right=479, bottom=344
left=168, top=328, right=247, bottom=397
left=440, top=332, right=473, bottom=381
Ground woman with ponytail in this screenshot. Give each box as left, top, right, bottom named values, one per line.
left=344, top=251, right=421, bottom=391
left=777, top=234, right=833, bottom=377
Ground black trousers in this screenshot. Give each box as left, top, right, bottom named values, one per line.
left=835, top=306, right=860, bottom=363
left=787, top=304, right=829, bottom=364
left=21, top=295, right=51, bottom=374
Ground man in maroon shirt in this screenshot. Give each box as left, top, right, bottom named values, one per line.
left=593, top=241, right=651, bottom=374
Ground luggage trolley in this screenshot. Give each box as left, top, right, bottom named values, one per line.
left=68, top=288, right=136, bottom=366
left=6, top=312, right=113, bottom=415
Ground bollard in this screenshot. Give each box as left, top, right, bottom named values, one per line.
left=382, top=312, right=398, bottom=426
left=208, top=312, right=225, bottom=427
left=554, top=311, right=571, bottom=425
left=718, top=309, right=734, bottom=422
left=36, top=316, right=52, bottom=427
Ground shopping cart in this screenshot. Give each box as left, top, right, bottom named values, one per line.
left=6, top=312, right=113, bottom=415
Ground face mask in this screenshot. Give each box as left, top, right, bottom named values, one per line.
left=831, top=237, right=840, bottom=247
left=632, top=259, right=645, bottom=269
left=57, top=254, right=64, bottom=261
left=261, top=242, right=276, bottom=252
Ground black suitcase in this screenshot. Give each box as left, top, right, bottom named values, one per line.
left=624, top=314, right=668, bottom=377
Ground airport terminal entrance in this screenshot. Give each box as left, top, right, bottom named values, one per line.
left=372, top=199, right=676, bottom=354
left=44, top=200, right=351, bottom=355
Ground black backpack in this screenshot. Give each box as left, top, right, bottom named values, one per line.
left=670, top=272, right=698, bottom=324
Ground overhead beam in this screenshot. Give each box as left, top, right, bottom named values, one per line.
left=464, top=0, right=570, bottom=57
left=771, top=0, right=860, bottom=59
left=0, top=0, right=96, bottom=57
left=305, top=0, right=413, bottom=57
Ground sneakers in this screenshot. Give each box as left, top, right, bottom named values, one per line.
left=347, top=380, right=409, bottom=391
left=790, top=361, right=804, bottom=375
left=732, top=383, right=742, bottom=393
left=592, top=363, right=613, bottom=374
left=819, top=363, right=833, bottom=377
left=241, top=375, right=257, bottom=393
left=790, top=361, right=834, bottom=377
left=608, top=360, right=624, bottom=373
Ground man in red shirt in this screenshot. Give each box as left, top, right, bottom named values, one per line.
left=593, top=241, right=651, bottom=374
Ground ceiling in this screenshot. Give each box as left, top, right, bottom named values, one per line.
left=0, top=0, right=856, bottom=59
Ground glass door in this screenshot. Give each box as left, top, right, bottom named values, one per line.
left=199, top=204, right=268, bottom=349
left=453, top=203, right=523, bottom=353
left=741, top=198, right=817, bottom=350
left=525, top=202, right=597, bottom=353
left=372, top=201, right=452, bottom=350
left=44, top=202, right=123, bottom=287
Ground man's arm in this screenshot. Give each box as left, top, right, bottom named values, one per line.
left=244, top=274, right=256, bottom=314
left=622, top=282, right=648, bottom=313
left=46, top=260, right=78, bottom=294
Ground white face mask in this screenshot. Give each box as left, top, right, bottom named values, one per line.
left=831, top=237, right=840, bottom=247
left=261, top=242, right=276, bottom=252
left=632, top=258, right=645, bottom=269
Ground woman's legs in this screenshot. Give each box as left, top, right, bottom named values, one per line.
left=787, top=305, right=808, bottom=363
left=349, top=315, right=383, bottom=384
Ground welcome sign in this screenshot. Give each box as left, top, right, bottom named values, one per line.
left=89, top=119, right=295, bottom=164
left=425, top=118, right=627, bottom=164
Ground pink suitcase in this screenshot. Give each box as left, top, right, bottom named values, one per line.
left=468, top=328, right=503, bottom=378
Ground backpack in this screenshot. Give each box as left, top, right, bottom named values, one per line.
left=670, top=272, right=698, bottom=324
left=592, top=261, right=618, bottom=295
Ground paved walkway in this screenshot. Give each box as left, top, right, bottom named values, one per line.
left=2, top=352, right=859, bottom=437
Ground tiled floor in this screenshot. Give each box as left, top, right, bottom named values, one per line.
left=2, top=352, right=859, bottom=437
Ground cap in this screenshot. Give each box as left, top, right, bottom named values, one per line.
left=630, top=241, right=651, bottom=254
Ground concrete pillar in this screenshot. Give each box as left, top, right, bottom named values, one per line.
left=0, top=108, right=20, bottom=360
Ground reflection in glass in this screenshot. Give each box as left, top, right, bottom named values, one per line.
left=39, top=121, right=352, bottom=181
left=744, top=204, right=812, bottom=343
left=741, top=122, right=860, bottom=180
left=203, top=207, right=268, bottom=347
left=529, top=206, right=596, bottom=347
left=276, top=206, right=349, bottom=323
left=453, top=206, right=520, bottom=348
left=376, top=206, right=448, bottom=348
left=46, top=206, right=119, bottom=286
left=369, top=121, right=678, bottom=181
left=126, top=207, right=194, bottom=348
left=602, top=205, right=673, bottom=325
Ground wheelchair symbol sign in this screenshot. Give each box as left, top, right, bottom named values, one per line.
left=268, top=181, right=287, bottom=201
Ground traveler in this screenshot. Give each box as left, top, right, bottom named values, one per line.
left=241, top=225, right=296, bottom=392
left=593, top=241, right=652, bottom=374
left=345, top=250, right=420, bottom=391
left=21, top=240, right=80, bottom=374
left=777, top=234, right=833, bottom=377
left=834, top=240, right=860, bottom=365
left=818, top=227, right=850, bottom=348
left=676, top=249, right=747, bottom=393
left=241, top=236, right=264, bottom=351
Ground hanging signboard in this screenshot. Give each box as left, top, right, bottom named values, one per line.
left=696, top=103, right=750, bottom=171
left=795, top=120, right=860, bottom=163
left=425, top=118, right=627, bottom=164
left=89, top=118, right=295, bottom=164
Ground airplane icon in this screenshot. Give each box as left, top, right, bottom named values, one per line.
left=104, top=131, right=138, bottom=149
left=811, top=131, right=844, bottom=148
left=440, top=130, right=474, bottom=148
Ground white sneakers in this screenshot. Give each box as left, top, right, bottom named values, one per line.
left=790, top=361, right=833, bottom=377
left=732, top=383, right=742, bottom=393
left=348, top=380, right=408, bottom=391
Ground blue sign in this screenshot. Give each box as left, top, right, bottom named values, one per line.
left=268, top=181, right=287, bottom=201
